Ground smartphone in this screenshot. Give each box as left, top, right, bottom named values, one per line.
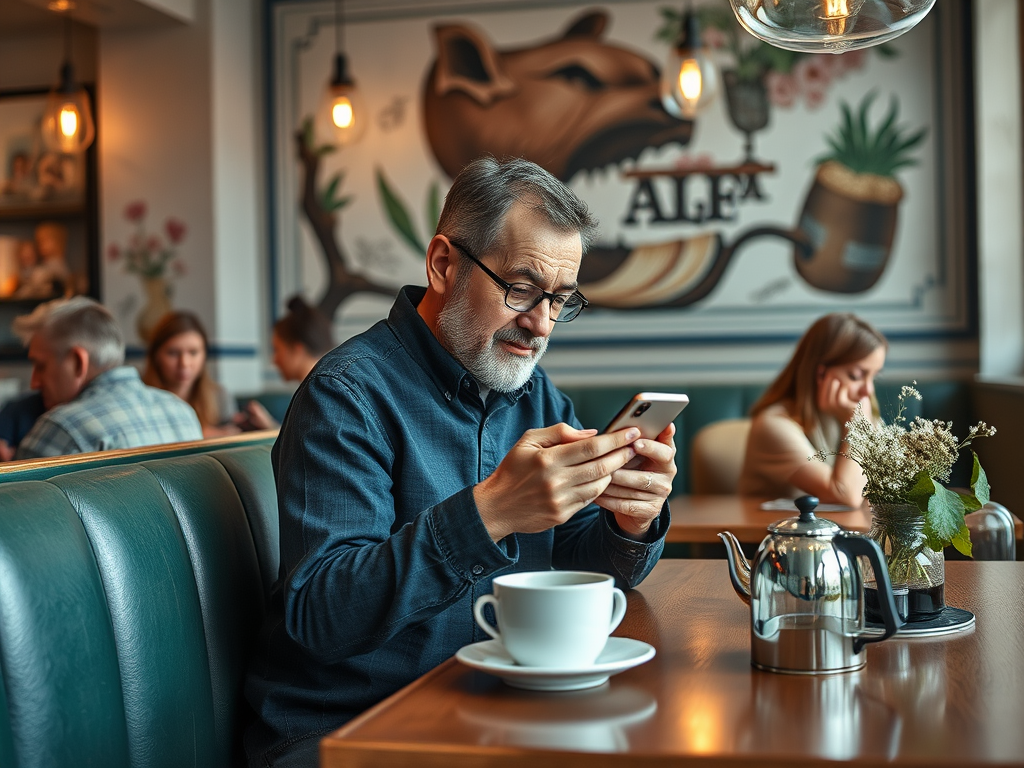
left=603, top=392, right=689, bottom=439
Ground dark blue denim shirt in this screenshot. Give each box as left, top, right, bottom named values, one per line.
left=244, top=286, right=669, bottom=764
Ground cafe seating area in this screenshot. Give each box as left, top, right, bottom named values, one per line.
left=0, top=432, right=278, bottom=768
left=3, top=0, right=1024, bottom=766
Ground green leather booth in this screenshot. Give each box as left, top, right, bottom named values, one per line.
left=0, top=438, right=279, bottom=768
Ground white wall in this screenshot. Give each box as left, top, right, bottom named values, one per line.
left=974, top=0, right=1024, bottom=380
left=97, top=0, right=264, bottom=393
left=210, top=0, right=264, bottom=392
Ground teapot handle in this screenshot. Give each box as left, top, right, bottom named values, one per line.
left=833, top=531, right=901, bottom=652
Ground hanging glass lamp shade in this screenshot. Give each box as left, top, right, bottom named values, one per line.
left=660, top=12, right=719, bottom=120
left=41, top=61, right=95, bottom=154
left=728, top=0, right=937, bottom=53
left=317, top=53, right=366, bottom=146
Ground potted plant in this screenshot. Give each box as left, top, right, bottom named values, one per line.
left=824, top=384, right=996, bottom=622
left=793, top=92, right=926, bottom=293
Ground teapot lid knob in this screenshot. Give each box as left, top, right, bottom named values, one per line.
left=794, top=495, right=820, bottom=522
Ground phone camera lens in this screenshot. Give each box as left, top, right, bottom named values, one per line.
left=632, top=402, right=651, bottom=417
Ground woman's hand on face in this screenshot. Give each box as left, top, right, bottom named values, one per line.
left=817, top=369, right=868, bottom=424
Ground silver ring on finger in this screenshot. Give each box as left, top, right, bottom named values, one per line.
left=642, top=474, right=653, bottom=491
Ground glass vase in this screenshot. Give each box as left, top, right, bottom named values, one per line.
left=865, top=502, right=945, bottom=622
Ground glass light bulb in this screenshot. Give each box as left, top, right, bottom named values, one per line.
left=679, top=59, right=703, bottom=102
left=661, top=47, right=719, bottom=120
left=729, top=0, right=936, bottom=53
left=332, top=97, right=354, bottom=129
left=42, top=85, right=95, bottom=153
left=59, top=104, right=79, bottom=138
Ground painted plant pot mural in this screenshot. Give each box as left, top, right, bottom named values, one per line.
left=793, top=93, right=925, bottom=293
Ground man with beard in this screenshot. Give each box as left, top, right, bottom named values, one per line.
left=244, top=156, right=676, bottom=768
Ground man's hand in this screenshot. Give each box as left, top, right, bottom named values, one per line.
left=474, top=423, right=641, bottom=542
left=595, top=423, right=677, bottom=539
left=0, top=439, right=13, bottom=462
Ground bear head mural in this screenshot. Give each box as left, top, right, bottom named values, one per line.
left=422, top=11, right=693, bottom=182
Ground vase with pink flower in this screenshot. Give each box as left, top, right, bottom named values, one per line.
left=107, top=200, right=187, bottom=342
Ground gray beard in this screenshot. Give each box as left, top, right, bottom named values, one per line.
left=436, top=288, right=548, bottom=392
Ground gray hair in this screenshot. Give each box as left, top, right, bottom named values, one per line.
left=37, top=297, right=125, bottom=371
left=435, top=156, right=599, bottom=258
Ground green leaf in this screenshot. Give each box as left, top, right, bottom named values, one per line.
left=301, top=117, right=315, bottom=149
left=329, top=195, right=353, bottom=213
left=906, top=469, right=936, bottom=514
left=923, top=481, right=968, bottom=552
left=320, top=173, right=342, bottom=210
left=376, top=167, right=424, bottom=255
left=970, top=452, right=991, bottom=506
left=951, top=521, right=973, bottom=558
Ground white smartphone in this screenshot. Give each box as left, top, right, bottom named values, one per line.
left=603, top=392, right=689, bottom=439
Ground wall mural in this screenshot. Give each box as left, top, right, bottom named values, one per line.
left=271, top=0, right=974, bottom=384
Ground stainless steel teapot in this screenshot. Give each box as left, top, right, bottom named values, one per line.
left=719, top=496, right=901, bottom=674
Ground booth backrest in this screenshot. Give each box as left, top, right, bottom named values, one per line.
left=0, top=442, right=278, bottom=768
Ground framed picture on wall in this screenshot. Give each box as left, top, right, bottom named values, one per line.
left=0, top=87, right=99, bottom=358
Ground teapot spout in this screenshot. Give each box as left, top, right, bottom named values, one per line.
left=718, top=531, right=751, bottom=605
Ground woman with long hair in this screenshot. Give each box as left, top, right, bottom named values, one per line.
left=739, top=312, right=887, bottom=506
left=143, top=311, right=239, bottom=438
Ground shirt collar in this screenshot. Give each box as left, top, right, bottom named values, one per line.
left=387, top=286, right=536, bottom=405
left=79, top=365, right=139, bottom=397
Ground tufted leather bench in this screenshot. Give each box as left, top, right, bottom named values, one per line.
left=0, top=438, right=279, bottom=768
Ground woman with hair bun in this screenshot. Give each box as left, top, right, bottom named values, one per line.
left=739, top=312, right=887, bottom=507
left=240, top=296, right=335, bottom=430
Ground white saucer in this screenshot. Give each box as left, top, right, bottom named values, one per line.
left=455, top=637, right=656, bottom=691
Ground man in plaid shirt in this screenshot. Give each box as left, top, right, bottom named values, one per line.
left=13, top=297, right=202, bottom=459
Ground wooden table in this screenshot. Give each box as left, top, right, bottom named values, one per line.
left=667, top=494, right=1023, bottom=546
left=321, top=560, right=1024, bottom=767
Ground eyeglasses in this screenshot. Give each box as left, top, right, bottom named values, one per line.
left=448, top=239, right=588, bottom=323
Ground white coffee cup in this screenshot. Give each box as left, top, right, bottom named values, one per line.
left=473, top=570, right=627, bottom=668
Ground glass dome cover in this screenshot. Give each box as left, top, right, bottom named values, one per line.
left=728, top=0, right=937, bottom=53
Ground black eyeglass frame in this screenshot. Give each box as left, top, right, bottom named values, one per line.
left=447, top=239, right=589, bottom=323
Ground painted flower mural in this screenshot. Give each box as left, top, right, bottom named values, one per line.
left=657, top=3, right=882, bottom=159
left=107, top=200, right=188, bottom=341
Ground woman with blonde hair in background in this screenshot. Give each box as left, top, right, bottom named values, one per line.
left=739, top=312, right=887, bottom=507
left=143, top=311, right=239, bottom=437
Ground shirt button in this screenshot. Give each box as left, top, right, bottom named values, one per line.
left=471, top=565, right=484, bottom=576
left=444, top=391, right=452, bottom=401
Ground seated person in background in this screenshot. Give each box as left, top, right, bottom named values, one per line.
left=244, top=156, right=676, bottom=768
left=0, top=391, right=46, bottom=461
left=143, top=311, right=239, bottom=438
left=739, top=312, right=886, bottom=507
left=239, top=295, right=335, bottom=430
left=15, top=297, right=202, bottom=459
left=0, top=301, right=53, bottom=460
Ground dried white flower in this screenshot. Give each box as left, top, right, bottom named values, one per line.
left=820, top=384, right=995, bottom=505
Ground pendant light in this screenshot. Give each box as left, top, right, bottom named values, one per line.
left=661, top=8, right=719, bottom=120
left=41, top=10, right=95, bottom=154
left=317, top=0, right=366, bottom=146
left=728, top=0, right=937, bottom=53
